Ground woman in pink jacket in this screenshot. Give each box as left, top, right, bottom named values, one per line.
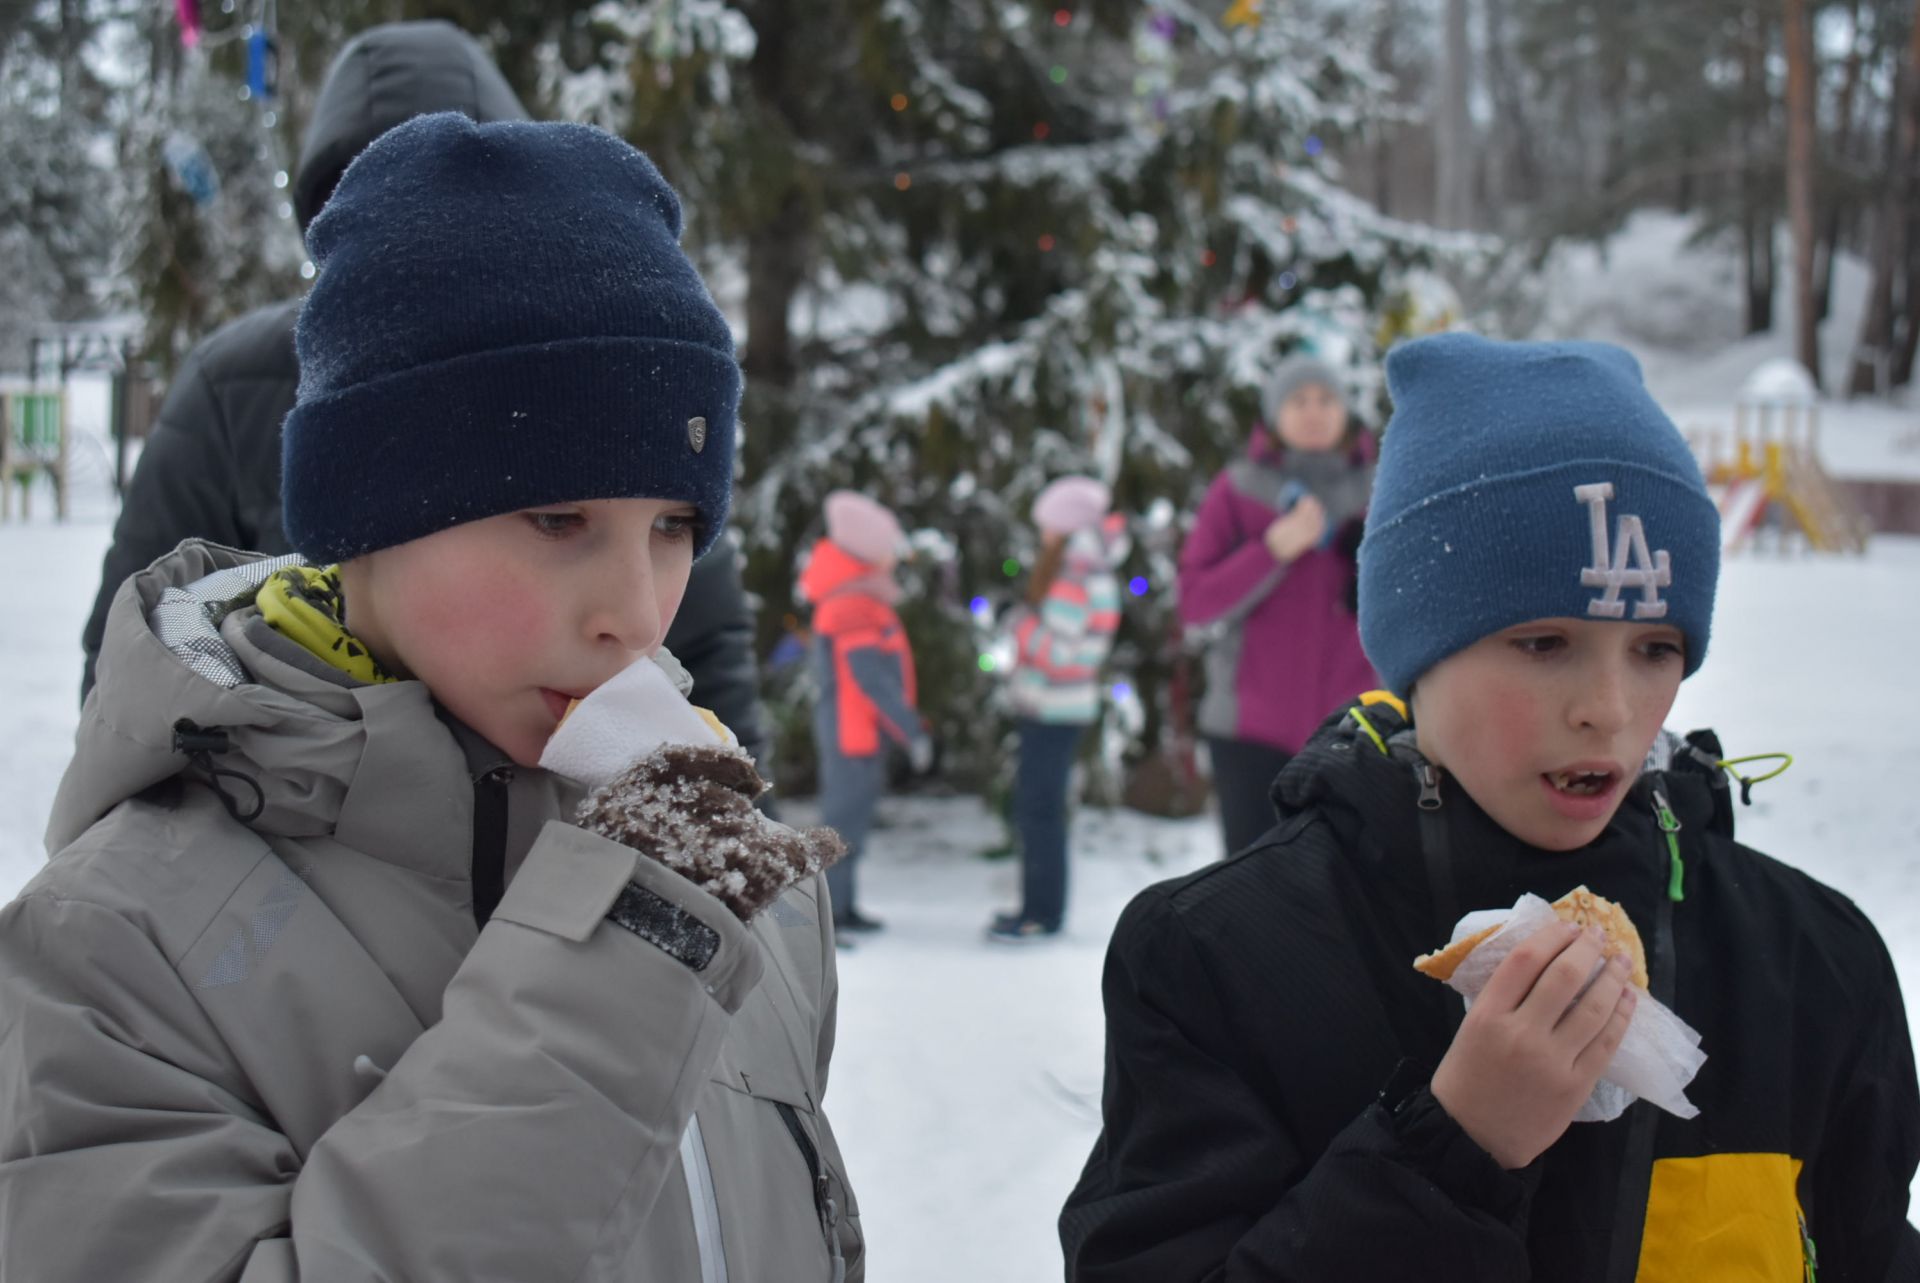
left=1176, top=355, right=1377, bottom=855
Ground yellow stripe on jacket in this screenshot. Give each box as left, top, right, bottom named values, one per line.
left=1636, top=1153, right=1807, bottom=1281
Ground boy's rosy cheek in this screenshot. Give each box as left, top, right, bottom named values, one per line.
left=1480, top=693, right=1545, bottom=769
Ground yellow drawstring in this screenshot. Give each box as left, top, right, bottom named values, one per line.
left=1718, top=752, right=1794, bottom=805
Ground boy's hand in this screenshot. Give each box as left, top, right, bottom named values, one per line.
left=1264, top=496, right=1328, bottom=562
left=578, top=744, right=845, bottom=922
left=1429, top=920, right=1639, bottom=1169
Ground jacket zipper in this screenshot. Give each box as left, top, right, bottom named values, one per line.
left=774, top=1100, right=846, bottom=1282
left=1652, top=788, right=1685, bottom=902
left=1798, top=1208, right=1819, bottom=1282
left=679, top=1116, right=729, bottom=1283
left=1416, top=762, right=1443, bottom=811
left=470, top=765, right=512, bottom=928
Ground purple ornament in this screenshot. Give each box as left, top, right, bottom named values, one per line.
left=1149, top=12, right=1178, bottom=40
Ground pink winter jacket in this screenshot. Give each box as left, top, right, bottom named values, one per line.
left=1177, top=430, right=1378, bottom=752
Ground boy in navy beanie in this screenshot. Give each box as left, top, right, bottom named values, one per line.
left=2, top=113, right=866, bottom=1278
left=1063, top=333, right=1917, bottom=1279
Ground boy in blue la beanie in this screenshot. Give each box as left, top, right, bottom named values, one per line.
left=2, top=112, right=866, bottom=1279
left=1063, top=333, right=1917, bottom=1280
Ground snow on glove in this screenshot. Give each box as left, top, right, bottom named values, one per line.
left=578, top=743, right=845, bottom=922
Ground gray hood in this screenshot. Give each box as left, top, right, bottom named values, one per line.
left=293, top=20, right=529, bottom=232
left=49, top=541, right=473, bottom=861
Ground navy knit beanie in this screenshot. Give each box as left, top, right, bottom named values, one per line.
left=283, top=113, right=740, bottom=561
left=1357, top=333, right=1719, bottom=695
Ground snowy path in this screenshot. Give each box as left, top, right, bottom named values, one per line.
left=2, top=506, right=1915, bottom=1272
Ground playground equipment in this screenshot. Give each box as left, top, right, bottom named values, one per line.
left=0, top=388, right=68, bottom=522
left=1687, top=361, right=1870, bottom=555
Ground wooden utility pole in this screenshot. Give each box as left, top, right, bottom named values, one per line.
left=1784, top=0, right=1823, bottom=388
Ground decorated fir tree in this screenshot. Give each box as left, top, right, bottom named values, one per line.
left=551, top=0, right=1459, bottom=801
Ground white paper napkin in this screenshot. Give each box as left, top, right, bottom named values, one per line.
left=537, top=649, right=737, bottom=791
left=1439, top=894, right=1707, bottom=1121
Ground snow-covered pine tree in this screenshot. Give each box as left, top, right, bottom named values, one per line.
left=0, top=1, right=122, bottom=371
left=557, top=1, right=1459, bottom=801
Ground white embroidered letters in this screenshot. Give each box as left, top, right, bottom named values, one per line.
left=1574, top=483, right=1672, bottom=619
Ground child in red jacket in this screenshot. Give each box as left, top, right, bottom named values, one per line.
left=798, top=491, right=931, bottom=936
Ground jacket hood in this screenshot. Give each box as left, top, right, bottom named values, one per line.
left=797, top=537, right=880, bottom=605
left=294, top=20, right=529, bottom=232
left=49, top=543, right=475, bottom=859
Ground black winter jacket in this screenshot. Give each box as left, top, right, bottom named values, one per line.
left=1062, top=700, right=1919, bottom=1282
left=79, top=23, right=772, bottom=767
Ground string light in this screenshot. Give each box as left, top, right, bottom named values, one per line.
left=1002, top=558, right=1020, bottom=577
left=1128, top=576, right=1150, bottom=595
left=1111, top=681, right=1133, bottom=700
left=969, top=596, right=991, bottom=616
left=1278, top=271, right=1298, bottom=290
left=1304, top=135, right=1325, bottom=157
left=891, top=93, right=909, bottom=112
left=1033, top=121, right=1051, bottom=140
left=1049, top=65, right=1069, bottom=84
left=978, top=654, right=998, bottom=672
left=1038, top=233, right=1056, bottom=252
left=894, top=172, right=912, bottom=191
left=1201, top=249, right=1217, bottom=267
left=1054, top=8, right=1072, bottom=27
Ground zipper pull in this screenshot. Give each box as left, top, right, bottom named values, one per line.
left=1416, top=762, right=1443, bottom=811
left=1653, top=788, right=1685, bottom=902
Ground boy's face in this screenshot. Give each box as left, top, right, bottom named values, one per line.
left=341, top=497, right=700, bottom=767
left=1411, top=617, right=1687, bottom=851
left=1276, top=383, right=1347, bottom=452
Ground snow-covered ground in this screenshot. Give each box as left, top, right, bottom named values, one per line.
left=2, top=458, right=1915, bottom=1270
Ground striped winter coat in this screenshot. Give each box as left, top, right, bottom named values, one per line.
left=1010, top=516, right=1126, bottom=724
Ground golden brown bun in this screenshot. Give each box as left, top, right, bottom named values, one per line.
left=1412, top=886, right=1648, bottom=990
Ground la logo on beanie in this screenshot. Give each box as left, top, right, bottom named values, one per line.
left=1575, top=483, right=1672, bottom=620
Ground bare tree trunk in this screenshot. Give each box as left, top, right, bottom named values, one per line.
left=738, top=1, right=808, bottom=397
left=1373, top=0, right=1402, bottom=216
left=1480, top=0, right=1538, bottom=221
left=1434, top=0, right=1475, bottom=229
left=1815, top=0, right=1866, bottom=324
left=1741, top=11, right=1775, bottom=336
left=1784, top=0, right=1823, bottom=387
left=1895, top=208, right=1920, bottom=385
left=1744, top=209, right=1777, bottom=335
left=743, top=194, right=806, bottom=393
left=1848, top=0, right=1920, bottom=395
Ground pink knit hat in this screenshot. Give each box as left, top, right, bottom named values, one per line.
left=1032, top=475, right=1112, bottom=536
left=824, top=490, right=906, bottom=563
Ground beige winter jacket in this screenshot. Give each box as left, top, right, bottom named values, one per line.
left=0, top=542, right=863, bottom=1281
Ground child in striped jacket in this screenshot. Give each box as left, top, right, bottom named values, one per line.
left=990, top=477, right=1127, bottom=942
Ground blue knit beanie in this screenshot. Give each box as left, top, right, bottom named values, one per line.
left=283, top=113, right=740, bottom=561
left=1357, top=333, right=1719, bottom=694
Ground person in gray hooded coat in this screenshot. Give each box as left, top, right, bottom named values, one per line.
left=1, top=112, right=863, bottom=1282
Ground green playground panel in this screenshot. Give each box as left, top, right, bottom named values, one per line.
left=6, top=393, right=62, bottom=452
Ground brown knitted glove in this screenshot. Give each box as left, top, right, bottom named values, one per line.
left=577, top=744, right=845, bottom=922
